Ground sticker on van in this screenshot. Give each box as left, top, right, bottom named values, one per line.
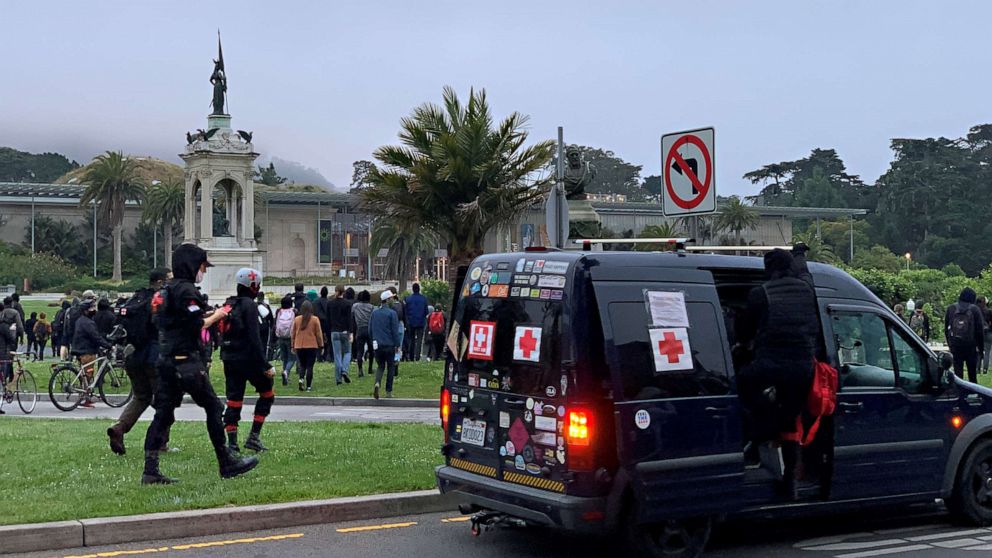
left=470, top=267, right=482, bottom=281
left=649, top=327, right=693, bottom=372
left=513, top=326, right=542, bottom=362
left=635, top=409, right=651, bottom=430
left=538, top=275, right=566, bottom=288
left=515, top=258, right=525, bottom=272
left=468, top=321, right=496, bottom=361
left=542, top=261, right=569, bottom=274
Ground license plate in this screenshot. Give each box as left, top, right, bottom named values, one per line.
left=461, top=419, right=487, bottom=447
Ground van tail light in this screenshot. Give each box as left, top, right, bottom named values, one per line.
left=566, top=408, right=596, bottom=471
left=441, top=388, right=451, bottom=442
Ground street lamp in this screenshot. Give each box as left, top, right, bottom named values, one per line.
left=904, top=252, right=911, bottom=271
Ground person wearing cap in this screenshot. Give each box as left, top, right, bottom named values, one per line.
left=140, top=243, right=258, bottom=485
left=107, top=268, right=172, bottom=456
left=219, top=267, right=276, bottom=454
left=71, top=297, right=112, bottom=408
left=369, top=291, right=401, bottom=399
left=62, top=290, right=96, bottom=359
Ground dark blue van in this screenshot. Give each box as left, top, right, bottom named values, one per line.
left=435, top=249, right=992, bottom=557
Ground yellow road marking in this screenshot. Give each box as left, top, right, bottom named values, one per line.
left=64, top=533, right=304, bottom=558
left=336, top=521, right=418, bottom=533
left=441, top=516, right=472, bottom=523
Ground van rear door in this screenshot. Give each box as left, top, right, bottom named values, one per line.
left=592, top=268, right=744, bottom=522
left=444, top=258, right=571, bottom=493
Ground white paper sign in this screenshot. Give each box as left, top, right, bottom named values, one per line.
left=646, top=291, right=689, bottom=328
left=649, top=327, right=693, bottom=372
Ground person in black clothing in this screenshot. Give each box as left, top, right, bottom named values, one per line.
left=52, top=301, right=70, bottom=358
left=11, top=293, right=24, bottom=351
left=736, top=248, right=819, bottom=498
left=326, top=285, right=354, bottom=384
left=24, top=312, right=38, bottom=359
left=221, top=267, right=276, bottom=454
left=94, top=298, right=116, bottom=336
left=256, top=292, right=276, bottom=363
left=141, top=243, right=258, bottom=485
left=316, top=286, right=331, bottom=362
left=945, top=288, right=985, bottom=383
left=979, top=297, right=992, bottom=374
left=107, top=268, right=172, bottom=456
left=291, top=283, right=306, bottom=311
left=72, top=298, right=113, bottom=408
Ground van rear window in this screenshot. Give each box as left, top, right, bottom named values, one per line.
left=451, top=297, right=565, bottom=398
left=608, top=301, right=731, bottom=400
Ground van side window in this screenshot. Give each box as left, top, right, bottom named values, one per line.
left=831, top=311, right=927, bottom=393
left=609, top=301, right=730, bottom=400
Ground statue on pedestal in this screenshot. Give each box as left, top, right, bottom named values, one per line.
left=561, top=146, right=602, bottom=239
left=210, top=34, right=227, bottom=116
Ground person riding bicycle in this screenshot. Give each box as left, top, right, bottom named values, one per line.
left=140, top=243, right=259, bottom=485
left=0, top=301, right=15, bottom=414
left=220, top=268, right=276, bottom=454
left=107, top=268, right=173, bottom=456
left=71, top=298, right=112, bottom=409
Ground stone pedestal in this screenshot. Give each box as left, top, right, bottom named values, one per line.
left=568, top=199, right=602, bottom=240
left=199, top=245, right=266, bottom=301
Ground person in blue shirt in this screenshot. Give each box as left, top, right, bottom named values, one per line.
left=404, top=283, right=429, bottom=362
left=370, top=291, right=402, bottom=399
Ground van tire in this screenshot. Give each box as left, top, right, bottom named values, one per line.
left=948, top=438, right=992, bottom=526
left=625, top=508, right=712, bottom=558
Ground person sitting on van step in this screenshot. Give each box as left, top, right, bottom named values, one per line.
left=736, top=248, right=819, bottom=497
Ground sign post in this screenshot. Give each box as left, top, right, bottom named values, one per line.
left=545, top=127, right=569, bottom=248
left=661, top=127, right=716, bottom=218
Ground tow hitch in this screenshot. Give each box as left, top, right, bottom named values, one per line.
left=468, top=511, right=527, bottom=536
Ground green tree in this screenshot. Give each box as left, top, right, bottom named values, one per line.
left=25, top=215, right=88, bottom=265
left=80, top=151, right=145, bottom=282
left=255, top=162, right=286, bottom=187
left=714, top=196, right=758, bottom=244
left=851, top=245, right=906, bottom=273
left=0, top=147, right=79, bottom=182
left=369, top=221, right=437, bottom=294
left=143, top=179, right=185, bottom=265
left=806, top=219, right=872, bottom=264
left=792, top=231, right=840, bottom=264
left=350, top=160, right=377, bottom=192
left=642, top=175, right=662, bottom=199
left=794, top=167, right=846, bottom=208
left=744, top=149, right=870, bottom=209
left=360, top=86, right=555, bottom=291
left=636, top=223, right=684, bottom=251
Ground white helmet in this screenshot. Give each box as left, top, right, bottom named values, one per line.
left=236, top=267, right=263, bottom=293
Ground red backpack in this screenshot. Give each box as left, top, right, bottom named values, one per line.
left=783, top=360, right=838, bottom=446
left=428, top=311, right=445, bottom=334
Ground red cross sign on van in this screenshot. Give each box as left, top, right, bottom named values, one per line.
left=649, top=327, right=693, bottom=372
left=513, top=326, right=542, bottom=362
left=468, top=321, right=496, bottom=361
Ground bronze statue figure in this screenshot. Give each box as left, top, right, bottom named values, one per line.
left=563, top=146, right=595, bottom=200
left=237, top=130, right=253, bottom=143
left=210, top=33, right=227, bottom=115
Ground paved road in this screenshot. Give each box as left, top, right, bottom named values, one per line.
left=19, top=507, right=992, bottom=558
left=4, top=400, right=438, bottom=424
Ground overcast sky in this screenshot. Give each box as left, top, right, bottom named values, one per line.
left=1, top=1, right=989, bottom=194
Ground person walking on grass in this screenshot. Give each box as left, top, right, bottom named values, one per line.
left=326, top=285, right=353, bottom=385
left=107, top=268, right=173, bottom=456
left=33, top=312, right=51, bottom=362
left=292, top=300, right=324, bottom=392
left=351, top=290, right=374, bottom=377
left=371, top=291, right=401, bottom=399
left=220, top=268, right=275, bottom=454
left=316, top=286, right=332, bottom=363
left=427, top=304, right=446, bottom=361
left=404, top=283, right=429, bottom=362
left=24, top=312, right=37, bottom=360
left=141, top=243, right=258, bottom=485
left=274, top=296, right=297, bottom=385
left=388, top=287, right=405, bottom=374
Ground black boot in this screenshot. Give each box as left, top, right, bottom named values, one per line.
left=227, top=429, right=240, bottom=454
left=244, top=431, right=268, bottom=452
left=216, top=446, right=259, bottom=479
left=141, top=450, right=178, bottom=485
left=107, top=424, right=126, bottom=455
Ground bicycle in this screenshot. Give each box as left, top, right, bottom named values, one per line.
left=1, top=352, right=38, bottom=414
left=48, top=339, right=133, bottom=411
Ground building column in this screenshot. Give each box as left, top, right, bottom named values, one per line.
left=200, top=180, right=214, bottom=243
left=227, top=184, right=240, bottom=241
left=184, top=180, right=197, bottom=242
left=242, top=180, right=255, bottom=246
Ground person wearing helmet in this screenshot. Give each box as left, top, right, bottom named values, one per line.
left=141, top=243, right=258, bottom=485
left=219, top=267, right=276, bottom=453
left=71, top=297, right=112, bottom=408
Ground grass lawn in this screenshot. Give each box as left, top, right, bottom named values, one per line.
left=235, top=358, right=445, bottom=400
left=0, top=419, right=442, bottom=526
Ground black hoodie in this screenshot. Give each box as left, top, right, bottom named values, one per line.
left=219, top=285, right=271, bottom=373
left=157, top=244, right=210, bottom=358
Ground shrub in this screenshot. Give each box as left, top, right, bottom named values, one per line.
left=0, top=252, right=79, bottom=291
left=420, top=279, right=451, bottom=307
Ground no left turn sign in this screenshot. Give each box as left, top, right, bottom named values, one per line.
left=661, top=127, right=715, bottom=216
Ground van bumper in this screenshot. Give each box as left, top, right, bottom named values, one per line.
left=435, top=466, right=607, bottom=534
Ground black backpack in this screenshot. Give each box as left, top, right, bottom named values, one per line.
left=949, top=303, right=975, bottom=344
left=52, top=309, right=66, bottom=335
left=116, top=289, right=154, bottom=346
left=219, top=296, right=245, bottom=351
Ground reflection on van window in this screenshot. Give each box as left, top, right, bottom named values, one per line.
left=609, top=301, right=730, bottom=400
left=832, top=312, right=928, bottom=392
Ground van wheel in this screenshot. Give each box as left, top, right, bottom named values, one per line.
left=627, top=514, right=712, bottom=558
left=949, top=439, right=992, bottom=526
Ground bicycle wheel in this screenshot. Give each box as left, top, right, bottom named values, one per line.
left=16, top=369, right=38, bottom=414
left=49, top=364, right=84, bottom=411
left=98, top=363, right=132, bottom=408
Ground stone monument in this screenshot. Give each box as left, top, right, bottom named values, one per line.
left=180, top=34, right=263, bottom=299
left=562, top=146, right=602, bottom=239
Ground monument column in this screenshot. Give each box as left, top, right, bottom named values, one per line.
left=200, top=179, right=214, bottom=243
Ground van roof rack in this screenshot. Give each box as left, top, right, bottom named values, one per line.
left=685, top=245, right=791, bottom=253
left=574, top=238, right=694, bottom=253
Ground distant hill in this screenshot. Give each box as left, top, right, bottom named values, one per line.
left=57, top=155, right=184, bottom=185
left=269, top=156, right=334, bottom=190
left=0, top=147, right=80, bottom=182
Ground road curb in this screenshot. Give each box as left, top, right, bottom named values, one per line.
left=240, top=396, right=439, bottom=408
left=1, top=490, right=452, bottom=555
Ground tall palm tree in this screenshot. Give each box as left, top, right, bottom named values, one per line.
left=715, top=196, right=759, bottom=244
left=369, top=220, right=438, bottom=293
left=143, top=179, right=185, bottom=265
left=360, top=86, right=555, bottom=292
left=80, top=151, right=145, bottom=282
